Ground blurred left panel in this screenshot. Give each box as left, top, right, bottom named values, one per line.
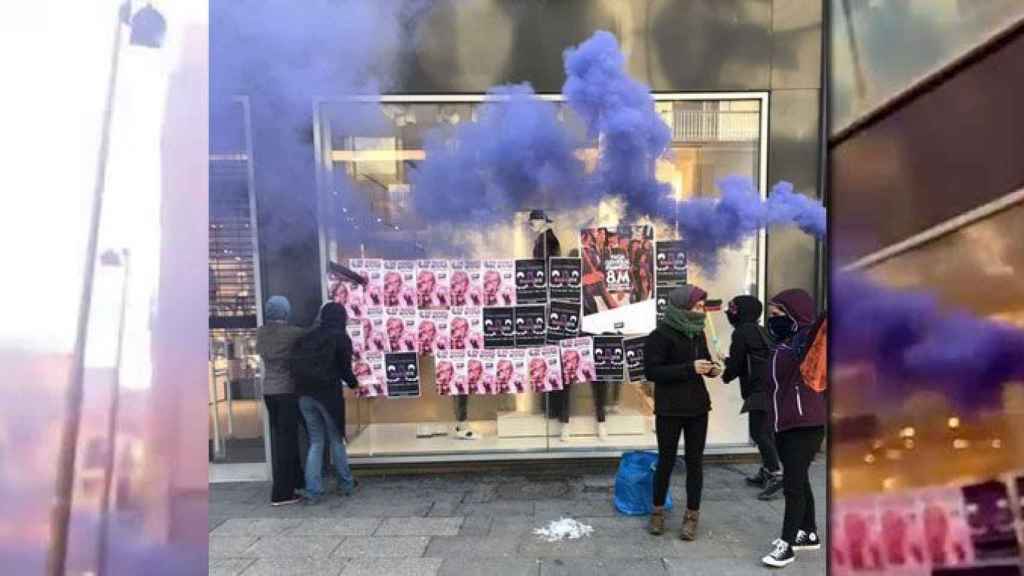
left=0, top=1, right=209, bottom=574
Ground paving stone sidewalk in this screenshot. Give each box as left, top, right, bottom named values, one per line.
left=210, top=461, right=826, bottom=576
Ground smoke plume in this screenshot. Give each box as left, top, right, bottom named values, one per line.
left=410, top=84, right=588, bottom=223
left=562, top=30, right=674, bottom=219
left=832, top=272, right=1024, bottom=411
left=676, top=177, right=826, bottom=273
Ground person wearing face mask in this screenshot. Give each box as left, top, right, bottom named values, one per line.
left=721, top=295, right=782, bottom=500
left=759, top=289, right=827, bottom=569
left=644, top=284, right=721, bottom=541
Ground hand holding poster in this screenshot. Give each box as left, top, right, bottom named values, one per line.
left=482, top=260, right=517, bottom=307
left=528, top=346, right=563, bottom=392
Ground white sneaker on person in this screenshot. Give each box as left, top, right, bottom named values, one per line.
left=792, top=530, right=820, bottom=551
left=762, top=539, right=795, bottom=568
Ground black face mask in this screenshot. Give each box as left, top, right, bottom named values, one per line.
left=767, top=315, right=798, bottom=341
left=725, top=310, right=740, bottom=326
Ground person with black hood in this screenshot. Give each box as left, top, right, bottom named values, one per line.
left=759, top=289, right=827, bottom=568
left=254, top=295, right=307, bottom=506
left=644, top=284, right=721, bottom=541
left=291, top=302, right=360, bottom=504
left=721, top=295, right=783, bottom=500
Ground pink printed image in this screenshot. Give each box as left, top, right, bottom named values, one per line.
left=435, top=359, right=455, bottom=396
left=418, top=319, right=437, bottom=354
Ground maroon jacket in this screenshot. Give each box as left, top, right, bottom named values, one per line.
left=765, top=289, right=827, bottom=433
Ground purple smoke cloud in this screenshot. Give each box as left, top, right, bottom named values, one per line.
left=676, top=177, right=827, bottom=273
left=410, top=84, right=588, bottom=223
left=562, top=30, right=674, bottom=219
left=832, top=272, right=1024, bottom=411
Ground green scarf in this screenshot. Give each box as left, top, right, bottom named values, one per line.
left=662, top=306, right=706, bottom=339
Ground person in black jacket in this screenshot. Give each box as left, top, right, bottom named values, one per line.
left=295, top=302, right=360, bottom=503
left=645, top=284, right=721, bottom=540
left=721, top=295, right=783, bottom=500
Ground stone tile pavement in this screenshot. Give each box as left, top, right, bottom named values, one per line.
left=210, top=461, right=826, bottom=575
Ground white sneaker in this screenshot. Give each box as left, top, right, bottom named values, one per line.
left=762, top=539, right=795, bottom=568
left=597, top=422, right=608, bottom=440
left=560, top=426, right=571, bottom=442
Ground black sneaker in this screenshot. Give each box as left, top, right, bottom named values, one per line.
left=746, top=468, right=769, bottom=487
left=762, top=539, right=795, bottom=568
left=792, top=530, right=820, bottom=551
left=758, top=475, right=784, bottom=501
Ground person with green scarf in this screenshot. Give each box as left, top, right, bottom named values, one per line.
left=644, top=284, right=721, bottom=540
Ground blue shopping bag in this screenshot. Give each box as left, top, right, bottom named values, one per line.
left=613, top=451, right=673, bottom=515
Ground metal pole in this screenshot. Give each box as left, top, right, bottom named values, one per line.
left=96, top=250, right=130, bottom=576
left=47, top=8, right=125, bottom=576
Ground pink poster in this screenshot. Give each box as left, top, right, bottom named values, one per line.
left=337, top=258, right=383, bottom=320
left=352, top=309, right=386, bottom=356
left=876, top=492, right=929, bottom=575
left=917, top=487, right=974, bottom=568
left=353, top=350, right=387, bottom=398
left=528, top=346, right=563, bottom=392
left=836, top=496, right=884, bottom=573
left=381, top=260, right=417, bottom=308
left=559, top=336, right=596, bottom=386
left=416, top=259, right=451, bottom=310
left=466, top=349, right=498, bottom=395
left=482, top=260, right=517, bottom=307
left=450, top=260, right=484, bottom=307
left=496, top=348, right=528, bottom=394
left=417, top=309, right=451, bottom=355
left=384, top=307, right=418, bottom=353
left=436, top=350, right=469, bottom=396
left=449, top=306, right=484, bottom=351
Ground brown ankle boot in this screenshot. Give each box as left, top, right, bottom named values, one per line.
left=680, top=509, right=699, bottom=541
left=648, top=506, right=666, bottom=535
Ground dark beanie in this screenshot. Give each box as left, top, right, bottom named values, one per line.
left=668, top=284, right=707, bottom=311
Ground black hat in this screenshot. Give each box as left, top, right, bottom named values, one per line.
left=528, top=209, right=552, bottom=223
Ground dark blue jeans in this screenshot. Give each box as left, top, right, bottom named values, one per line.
left=298, top=396, right=353, bottom=496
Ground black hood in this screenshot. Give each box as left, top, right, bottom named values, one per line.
left=727, top=295, right=762, bottom=325
left=319, top=302, right=348, bottom=331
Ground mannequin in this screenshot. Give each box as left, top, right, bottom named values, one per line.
left=528, top=210, right=574, bottom=441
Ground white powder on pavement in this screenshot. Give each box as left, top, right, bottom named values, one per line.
left=533, top=518, right=594, bottom=542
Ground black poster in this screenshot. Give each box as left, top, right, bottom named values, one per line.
left=514, top=305, right=547, bottom=348
left=515, top=259, right=547, bottom=304
left=548, top=257, right=582, bottom=303
left=547, top=300, right=581, bottom=344
left=655, top=240, right=687, bottom=287
left=483, top=307, right=515, bottom=349
left=624, top=336, right=647, bottom=383
left=593, top=335, right=625, bottom=382
left=960, top=481, right=1020, bottom=560
left=384, top=352, right=420, bottom=398
left=655, top=286, right=672, bottom=321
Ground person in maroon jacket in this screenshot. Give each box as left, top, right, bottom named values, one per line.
left=760, top=289, right=826, bottom=568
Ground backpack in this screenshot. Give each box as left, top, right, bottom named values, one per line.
left=289, top=329, right=340, bottom=392
left=800, top=318, right=827, bottom=393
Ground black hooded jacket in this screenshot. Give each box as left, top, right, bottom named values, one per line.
left=722, top=296, right=773, bottom=411
left=294, top=303, right=359, bottom=435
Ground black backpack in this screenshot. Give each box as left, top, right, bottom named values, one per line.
left=290, top=329, right=340, bottom=393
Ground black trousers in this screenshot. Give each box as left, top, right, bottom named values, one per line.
left=652, top=413, right=708, bottom=510
left=776, top=426, right=825, bottom=543
left=748, top=410, right=781, bottom=472
left=264, top=393, right=304, bottom=502
left=455, top=395, right=468, bottom=422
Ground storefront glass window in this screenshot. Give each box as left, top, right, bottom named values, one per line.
left=315, top=94, right=767, bottom=459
